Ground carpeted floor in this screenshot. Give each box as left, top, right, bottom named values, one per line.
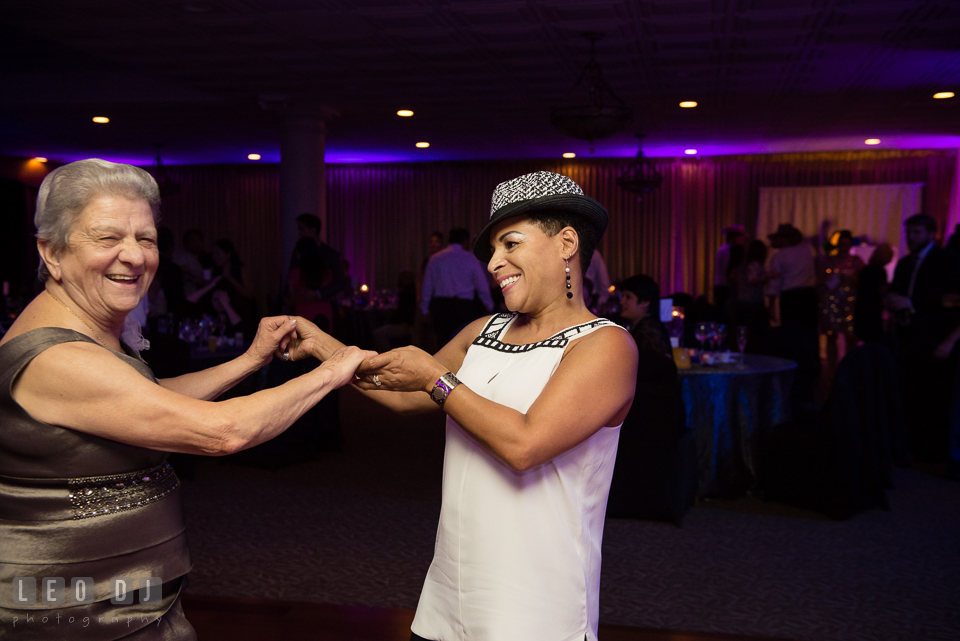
left=178, top=387, right=960, bottom=641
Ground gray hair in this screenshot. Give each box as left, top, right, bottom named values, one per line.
left=35, top=159, right=161, bottom=281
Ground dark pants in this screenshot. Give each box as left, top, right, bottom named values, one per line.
left=899, top=345, right=956, bottom=462
left=430, top=296, right=482, bottom=345
left=779, top=286, right=818, bottom=334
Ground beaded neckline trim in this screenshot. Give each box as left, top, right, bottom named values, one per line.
left=67, top=462, right=179, bottom=520
left=473, top=313, right=619, bottom=354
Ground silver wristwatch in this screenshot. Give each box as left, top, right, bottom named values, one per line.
left=430, top=372, right=461, bottom=407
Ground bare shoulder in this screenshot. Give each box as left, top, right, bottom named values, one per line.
left=21, top=340, right=132, bottom=383
left=566, top=322, right=637, bottom=366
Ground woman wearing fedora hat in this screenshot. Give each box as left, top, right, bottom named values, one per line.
left=284, top=171, right=638, bottom=641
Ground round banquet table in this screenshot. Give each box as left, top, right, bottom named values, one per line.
left=678, top=354, right=797, bottom=498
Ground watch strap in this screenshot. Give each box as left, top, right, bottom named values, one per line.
left=431, top=372, right=461, bottom=407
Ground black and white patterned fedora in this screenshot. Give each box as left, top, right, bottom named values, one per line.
left=473, top=171, right=608, bottom=261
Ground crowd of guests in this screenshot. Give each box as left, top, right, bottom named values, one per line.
left=708, top=216, right=960, bottom=477
left=136, top=204, right=960, bottom=479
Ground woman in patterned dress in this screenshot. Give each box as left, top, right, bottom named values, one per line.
left=819, top=229, right=865, bottom=368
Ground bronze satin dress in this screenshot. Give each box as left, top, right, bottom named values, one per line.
left=0, top=328, right=196, bottom=640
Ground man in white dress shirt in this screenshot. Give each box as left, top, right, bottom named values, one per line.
left=766, top=223, right=817, bottom=332
left=421, top=227, right=494, bottom=344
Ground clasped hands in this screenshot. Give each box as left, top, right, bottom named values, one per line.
left=276, top=316, right=445, bottom=394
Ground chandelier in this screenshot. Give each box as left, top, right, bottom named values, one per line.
left=550, top=33, right=633, bottom=150
left=617, top=134, right=662, bottom=199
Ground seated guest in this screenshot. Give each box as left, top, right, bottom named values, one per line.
left=620, top=274, right=671, bottom=357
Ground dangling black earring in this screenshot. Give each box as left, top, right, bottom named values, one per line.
left=565, top=257, right=573, bottom=299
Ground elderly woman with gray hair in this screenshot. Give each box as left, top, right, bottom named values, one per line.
left=0, top=159, right=372, bottom=639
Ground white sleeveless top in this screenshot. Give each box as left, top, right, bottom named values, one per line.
left=411, top=313, right=625, bottom=641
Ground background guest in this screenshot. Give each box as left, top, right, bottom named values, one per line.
left=292, top=213, right=349, bottom=320
left=288, top=237, right=334, bottom=332
left=585, top=249, right=612, bottom=308
left=619, top=274, right=671, bottom=357
left=171, top=228, right=208, bottom=295
left=148, top=226, right=187, bottom=328
left=818, top=229, right=864, bottom=369
left=714, top=224, right=746, bottom=314
left=854, top=243, right=894, bottom=345
left=736, top=239, right=772, bottom=342
left=887, top=213, right=960, bottom=463
left=766, top=223, right=817, bottom=333
left=420, top=227, right=493, bottom=344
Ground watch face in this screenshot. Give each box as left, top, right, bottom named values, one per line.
left=431, top=386, right=446, bottom=403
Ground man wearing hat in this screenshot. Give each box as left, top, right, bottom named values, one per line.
left=766, top=223, right=817, bottom=332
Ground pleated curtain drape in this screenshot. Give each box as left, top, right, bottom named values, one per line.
left=150, top=149, right=957, bottom=312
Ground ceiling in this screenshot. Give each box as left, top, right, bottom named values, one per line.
left=1, top=0, right=959, bottom=165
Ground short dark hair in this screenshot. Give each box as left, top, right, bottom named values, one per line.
left=430, top=231, right=444, bottom=241
left=525, top=210, right=599, bottom=273
left=448, top=228, right=470, bottom=246
left=620, top=274, right=660, bottom=307
left=296, top=213, right=322, bottom=233
left=904, top=213, right=936, bottom=232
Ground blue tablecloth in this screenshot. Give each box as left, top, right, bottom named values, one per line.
left=679, top=354, right=797, bottom=497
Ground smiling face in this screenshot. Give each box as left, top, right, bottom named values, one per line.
left=487, top=217, right=574, bottom=314
left=49, top=195, right=158, bottom=327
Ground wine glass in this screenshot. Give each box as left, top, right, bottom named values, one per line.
left=705, top=321, right=718, bottom=352
left=737, top=326, right=749, bottom=363
left=694, top=322, right=709, bottom=360
left=716, top=324, right=728, bottom=353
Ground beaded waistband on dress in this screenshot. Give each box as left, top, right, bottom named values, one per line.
left=66, top=462, right=180, bottom=520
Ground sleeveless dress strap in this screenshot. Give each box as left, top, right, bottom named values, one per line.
left=478, top=313, right=517, bottom=341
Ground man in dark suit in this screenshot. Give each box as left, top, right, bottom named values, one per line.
left=887, top=214, right=960, bottom=462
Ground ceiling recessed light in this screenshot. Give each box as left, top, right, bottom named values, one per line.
left=562, top=152, right=576, bottom=158
left=247, top=153, right=261, bottom=160
left=92, top=116, right=109, bottom=124
left=933, top=91, right=955, bottom=99
left=684, top=149, right=697, bottom=155
left=33, top=157, right=48, bottom=163
left=864, top=139, right=880, bottom=145
left=679, top=101, right=698, bottom=108
left=397, top=109, right=414, bottom=117
left=415, top=142, right=430, bottom=148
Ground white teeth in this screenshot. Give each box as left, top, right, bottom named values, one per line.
left=500, top=275, right=520, bottom=289
left=107, top=275, right=137, bottom=281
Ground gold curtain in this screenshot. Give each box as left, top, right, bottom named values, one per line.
left=153, top=149, right=957, bottom=307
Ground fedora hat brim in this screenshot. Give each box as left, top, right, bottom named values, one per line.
left=473, top=193, right=608, bottom=262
